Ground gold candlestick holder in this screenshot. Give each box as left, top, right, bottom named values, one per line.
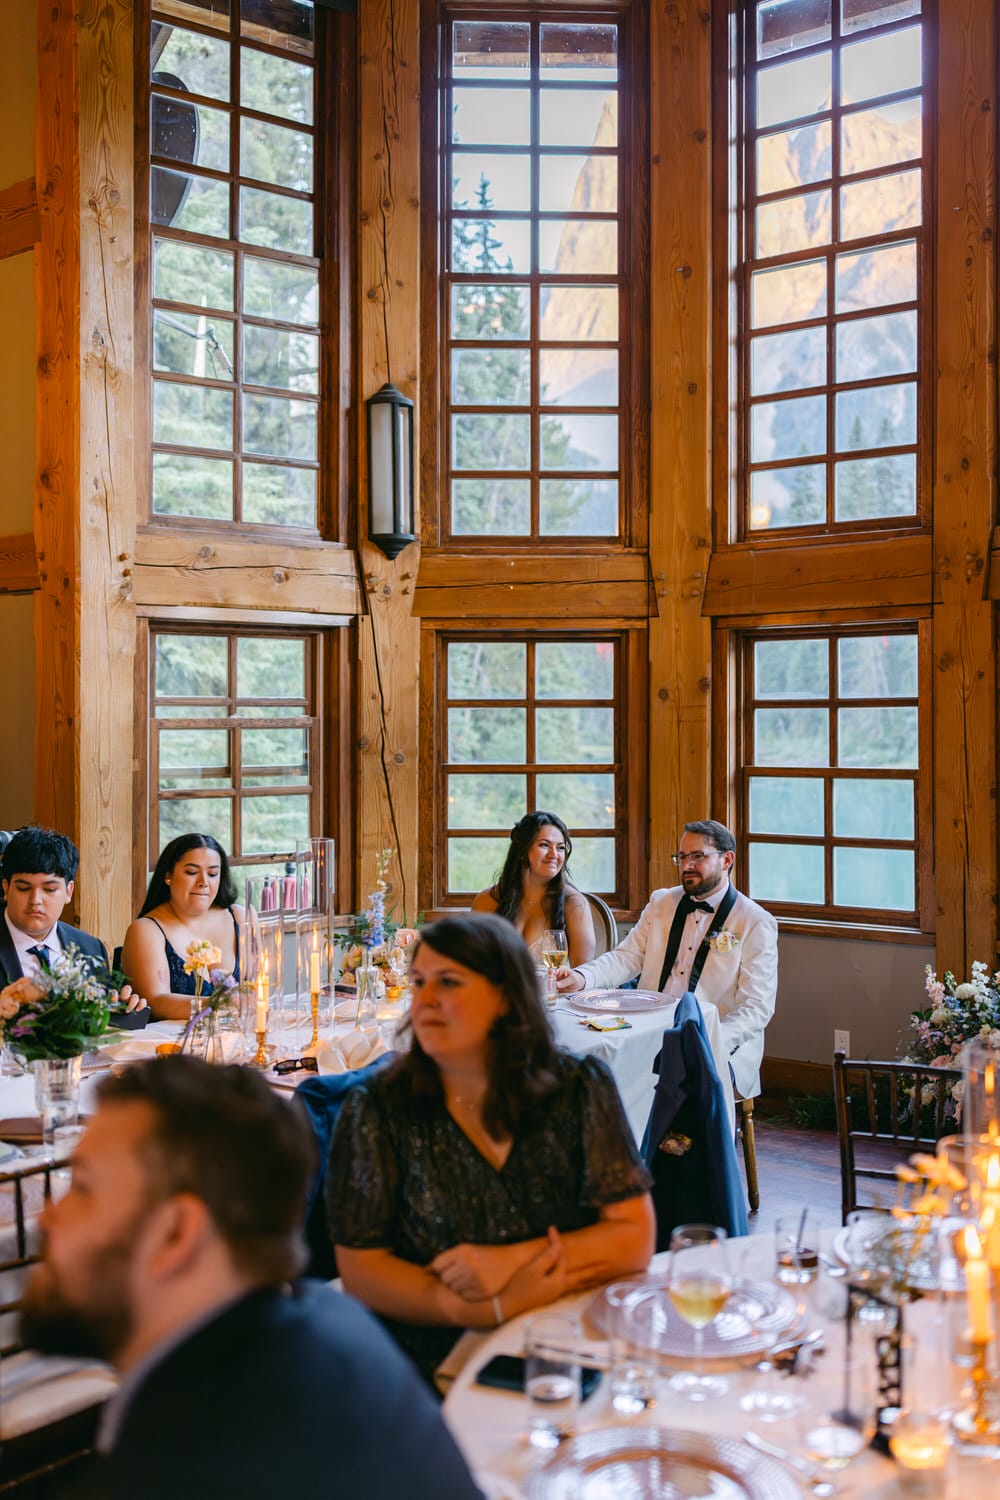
left=250, top=1027, right=270, bottom=1069
left=952, top=1335, right=1000, bottom=1446
left=309, top=990, right=319, bottom=1050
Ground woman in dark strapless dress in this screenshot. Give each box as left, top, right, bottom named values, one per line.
left=121, top=833, right=243, bottom=1021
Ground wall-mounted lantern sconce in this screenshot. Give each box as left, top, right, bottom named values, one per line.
left=366, top=381, right=415, bottom=559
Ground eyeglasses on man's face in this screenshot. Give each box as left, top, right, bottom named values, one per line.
left=670, top=849, right=717, bottom=866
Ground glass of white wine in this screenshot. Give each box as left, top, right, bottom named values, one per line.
left=666, top=1223, right=732, bottom=1400
left=540, top=929, right=568, bottom=1007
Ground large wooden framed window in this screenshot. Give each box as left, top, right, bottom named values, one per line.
left=141, top=0, right=346, bottom=531
left=427, top=630, right=645, bottom=911
left=734, top=0, right=927, bottom=536
left=423, top=4, right=647, bottom=545
left=735, top=622, right=930, bottom=928
left=147, top=624, right=328, bottom=887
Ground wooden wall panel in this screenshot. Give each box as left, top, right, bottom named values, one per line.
left=0, top=179, right=39, bottom=261
left=932, top=0, right=997, bottom=969
left=647, top=0, right=713, bottom=886
left=0, top=533, right=38, bottom=592
left=36, top=0, right=136, bottom=943
left=356, top=0, right=421, bottom=922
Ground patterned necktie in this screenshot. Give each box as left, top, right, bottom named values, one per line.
left=27, top=943, right=51, bottom=968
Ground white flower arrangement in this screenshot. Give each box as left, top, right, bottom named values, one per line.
left=708, top=929, right=740, bottom=953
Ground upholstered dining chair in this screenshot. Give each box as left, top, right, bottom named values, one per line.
left=581, top=891, right=617, bottom=958
left=832, top=1050, right=961, bottom=1224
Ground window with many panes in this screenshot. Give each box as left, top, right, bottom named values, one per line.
left=436, top=634, right=626, bottom=904
left=149, top=626, right=322, bottom=885
left=739, top=0, right=925, bottom=533
left=430, top=8, right=643, bottom=542
left=738, top=625, right=927, bottom=924
left=145, top=0, right=327, bottom=528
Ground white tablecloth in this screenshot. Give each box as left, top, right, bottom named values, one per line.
left=551, top=996, right=733, bottom=1143
left=443, top=1236, right=998, bottom=1499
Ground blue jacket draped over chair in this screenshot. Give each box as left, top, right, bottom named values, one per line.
left=640, top=992, right=748, bottom=1247
left=295, top=1055, right=394, bottom=1279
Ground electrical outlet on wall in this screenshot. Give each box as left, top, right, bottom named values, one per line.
left=834, top=1029, right=850, bottom=1056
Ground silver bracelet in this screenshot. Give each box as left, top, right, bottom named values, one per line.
left=492, top=1294, right=504, bottom=1326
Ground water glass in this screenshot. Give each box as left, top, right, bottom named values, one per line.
left=605, top=1282, right=657, bottom=1414
left=775, top=1211, right=819, bottom=1286
left=524, top=1315, right=581, bottom=1449
left=800, top=1351, right=876, bottom=1470
left=33, top=1056, right=82, bottom=1155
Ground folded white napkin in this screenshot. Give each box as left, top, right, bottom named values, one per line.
left=314, top=1029, right=388, bottom=1075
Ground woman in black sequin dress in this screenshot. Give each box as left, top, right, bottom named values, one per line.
left=328, top=913, right=654, bottom=1379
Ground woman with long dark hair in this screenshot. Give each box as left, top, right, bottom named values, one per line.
left=327, top=913, right=653, bottom=1380
left=121, top=833, right=241, bottom=1020
left=472, top=811, right=596, bottom=966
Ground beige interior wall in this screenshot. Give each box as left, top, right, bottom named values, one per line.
left=0, top=4, right=36, bottom=825
left=0, top=3, right=35, bottom=183
left=0, top=593, right=34, bottom=826
left=0, top=253, right=36, bottom=534
left=769, top=931, right=935, bottom=1064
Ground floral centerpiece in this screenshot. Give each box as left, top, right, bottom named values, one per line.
left=0, top=946, right=117, bottom=1061
left=904, top=962, right=1000, bottom=1069
left=179, top=941, right=239, bottom=1063
left=334, top=848, right=419, bottom=986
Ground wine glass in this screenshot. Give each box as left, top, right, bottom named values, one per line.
left=666, top=1223, right=731, bottom=1400
left=735, top=1241, right=807, bottom=1421
left=802, top=1351, right=876, bottom=1470
left=540, top=929, right=568, bottom=1006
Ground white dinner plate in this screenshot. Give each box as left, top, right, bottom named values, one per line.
left=569, top=989, right=672, bottom=1015
left=587, top=1278, right=800, bottom=1367
left=525, top=1426, right=802, bottom=1500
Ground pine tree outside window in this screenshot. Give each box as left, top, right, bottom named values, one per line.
left=736, top=0, right=927, bottom=535
left=430, top=10, right=641, bottom=543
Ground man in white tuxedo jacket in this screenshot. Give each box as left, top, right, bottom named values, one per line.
left=558, top=820, right=777, bottom=1098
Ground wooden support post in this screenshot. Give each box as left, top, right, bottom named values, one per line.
left=932, top=0, right=997, bottom=970
left=648, top=0, right=713, bottom=886
left=35, top=0, right=135, bottom=941
left=356, top=0, right=421, bottom=921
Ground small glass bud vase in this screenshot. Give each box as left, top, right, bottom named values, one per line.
left=355, top=962, right=379, bottom=1030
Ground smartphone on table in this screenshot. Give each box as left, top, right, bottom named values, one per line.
left=475, top=1353, right=602, bottom=1399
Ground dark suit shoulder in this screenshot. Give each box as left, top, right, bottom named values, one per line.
left=102, top=1285, right=481, bottom=1500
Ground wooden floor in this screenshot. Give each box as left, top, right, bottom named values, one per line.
left=741, top=1119, right=843, bottom=1234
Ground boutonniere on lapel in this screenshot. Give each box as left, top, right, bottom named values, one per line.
left=708, top=930, right=740, bottom=953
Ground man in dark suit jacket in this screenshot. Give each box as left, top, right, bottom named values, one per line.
left=0, top=826, right=108, bottom=985
left=20, top=1057, right=483, bottom=1500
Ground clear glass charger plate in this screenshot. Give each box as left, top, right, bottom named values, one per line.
left=524, top=1426, right=803, bottom=1500
left=832, top=1217, right=962, bottom=1293
left=587, top=1278, right=800, bottom=1368
left=569, top=989, right=672, bottom=1014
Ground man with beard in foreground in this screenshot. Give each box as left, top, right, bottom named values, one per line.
left=21, top=1056, right=482, bottom=1500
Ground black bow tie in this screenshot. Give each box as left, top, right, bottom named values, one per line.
left=684, top=899, right=714, bottom=915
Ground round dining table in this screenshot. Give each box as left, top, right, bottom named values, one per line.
left=442, top=1234, right=1000, bottom=1500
